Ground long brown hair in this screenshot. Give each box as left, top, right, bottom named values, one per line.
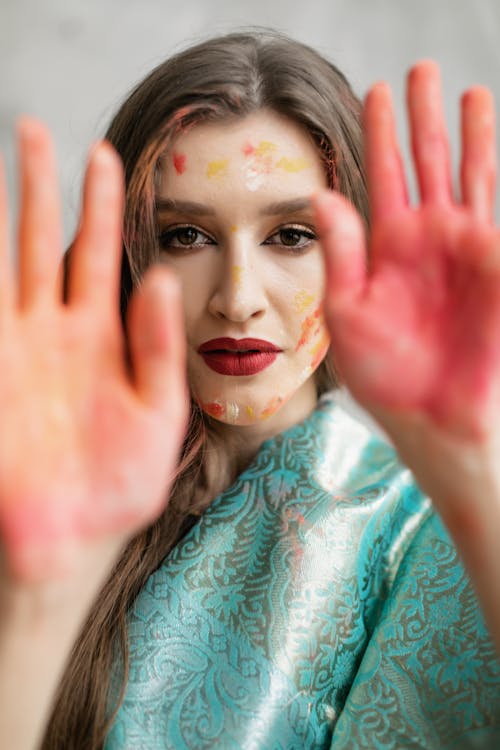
left=42, top=29, right=368, bottom=749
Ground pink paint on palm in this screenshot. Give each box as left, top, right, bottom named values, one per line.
left=173, top=152, right=187, bottom=175
left=242, top=142, right=255, bottom=156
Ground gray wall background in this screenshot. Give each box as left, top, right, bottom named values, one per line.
left=1, top=0, right=500, bottom=242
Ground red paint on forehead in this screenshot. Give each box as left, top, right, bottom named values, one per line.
left=242, top=142, right=255, bottom=157
left=173, top=152, right=187, bottom=175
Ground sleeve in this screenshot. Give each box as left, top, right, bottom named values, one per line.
left=329, top=511, right=500, bottom=750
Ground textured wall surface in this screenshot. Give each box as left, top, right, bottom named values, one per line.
left=2, top=0, right=500, bottom=239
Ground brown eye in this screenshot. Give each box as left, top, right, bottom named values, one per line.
left=263, top=224, right=316, bottom=253
left=280, top=228, right=303, bottom=246
left=158, top=224, right=215, bottom=253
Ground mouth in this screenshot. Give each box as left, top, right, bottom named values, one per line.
left=197, top=337, right=281, bottom=375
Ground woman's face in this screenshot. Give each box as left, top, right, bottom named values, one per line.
left=156, top=110, right=330, bottom=432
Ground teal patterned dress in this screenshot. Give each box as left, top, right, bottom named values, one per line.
left=105, top=394, right=500, bottom=749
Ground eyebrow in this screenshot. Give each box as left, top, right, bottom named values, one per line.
left=155, top=197, right=312, bottom=216
left=155, top=198, right=216, bottom=216
left=260, top=198, right=312, bottom=215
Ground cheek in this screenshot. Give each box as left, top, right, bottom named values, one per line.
left=295, top=303, right=325, bottom=351
left=292, top=297, right=330, bottom=373
left=309, top=324, right=331, bottom=370
left=293, top=290, right=316, bottom=313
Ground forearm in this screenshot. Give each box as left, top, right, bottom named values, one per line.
left=433, top=487, right=500, bottom=656
left=0, top=543, right=121, bottom=749
left=369, top=406, right=500, bottom=656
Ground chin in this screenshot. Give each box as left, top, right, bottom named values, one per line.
left=195, top=390, right=291, bottom=425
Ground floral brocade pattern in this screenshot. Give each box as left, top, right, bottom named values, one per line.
left=105, top=395, right=500, bottom=749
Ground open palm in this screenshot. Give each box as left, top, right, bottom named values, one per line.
left=316, top=62, right=499, bottom=441
left=0, top=122, right=188, bottom=581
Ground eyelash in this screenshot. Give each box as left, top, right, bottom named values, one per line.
left=157, top=223, right=317, bottom=255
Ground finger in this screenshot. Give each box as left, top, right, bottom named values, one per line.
left=408, top=61, right=453, bottom=205
left=0, top=154, right=14, bottom=309
left=66, top=142, right=124, bottom=318
left=127, top=265, right=188, bottom=415
left=311, top=190, right=367, bottom=310
left=17, top=118, right=64, bottom=309
left=460, top=86, right=496, bottom=223
left=364, top=82, right=409, bottom=221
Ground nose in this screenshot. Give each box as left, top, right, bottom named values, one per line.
left=208, top=240, right=268, bottom=323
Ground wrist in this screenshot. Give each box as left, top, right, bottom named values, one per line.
left=0, top=534, right=125, bottom=629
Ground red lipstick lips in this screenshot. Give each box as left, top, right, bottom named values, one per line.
left=197, top=337, right=281, bottom=376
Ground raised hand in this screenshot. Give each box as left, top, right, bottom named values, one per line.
left=314, top=62, right=500, bottom=649
left=315, top=62, right=499, bottom=443
left=0, top=120, right=188, bottom=583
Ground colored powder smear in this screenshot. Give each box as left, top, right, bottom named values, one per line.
left=309, top=330, right=330, bottom=370
left=254, top=141, right=277, bottom=172
left=200, top=400, right=225, bottom=418
left=246, top=405, right=255, bottom=419
left=293, top=290, right=315, bottom=314
left=276, top=156, right=310, bottom=173
left=243, top=142, right=309, bottom=177
left=173, top=152, right=187, bottom=175
left=226, top=402, right=240, bottom=422
left=295, top=305, right=324, bottom=351
left=260, top=395, right=284, bottom=420
left=254, top=141, right=278, bottom=158
left=243, top=140, right=278, bottom=176
left=207, top=159, right=229, bottom=179
left=231, top=265, right=243, bottom=285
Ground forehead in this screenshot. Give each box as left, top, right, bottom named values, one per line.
left=158, top=109, right=327, bottom=199
left=170, top=109, right=318, bottom=156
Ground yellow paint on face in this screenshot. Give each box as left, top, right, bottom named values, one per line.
left=231, top=265, right=243, bottom=285
left=276, top=156, right=311, bottom=173
left=207, top=158, right=229, bottom=179
left=254, top=141, right=278, bottom=157
left=246, top=405, right=255, bottom=419
left=230, top=225, right=238, bottom=233
left=293, top=290, right=315, bottom=314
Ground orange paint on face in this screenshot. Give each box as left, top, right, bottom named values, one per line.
left=173, top=152, right=187, bottom=175
left=244, top=141, right=279, bottom=176
left=295, top=304, right=324, bottom=351
left=199, top=400, right=225, bottom=418
left=309, top=330, right=330, bottom=370
left=260, top=395, right=284, bottom=419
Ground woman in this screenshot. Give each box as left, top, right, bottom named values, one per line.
left=1, top=30, right=499, bottom=749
